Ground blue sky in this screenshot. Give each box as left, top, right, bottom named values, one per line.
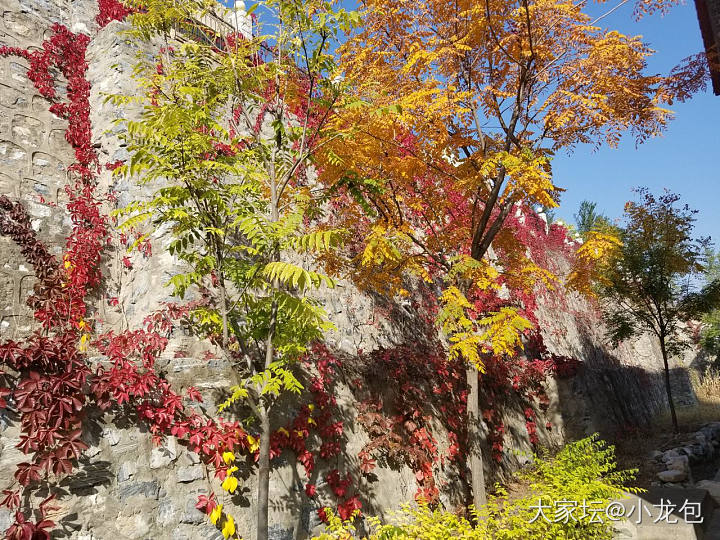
left=551, top=2, right=719, bottom=241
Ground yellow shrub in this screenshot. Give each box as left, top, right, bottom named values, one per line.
left=313, top=435, right=640, bottom=540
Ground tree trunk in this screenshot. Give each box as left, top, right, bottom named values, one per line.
left=659, top=336, right=679, bottom=434
left=256, top=294, right=278, bottom=540
left=466, top=367, right=487, bottom=509
left=256, top=406, right=271, bottom=540
left=217, top=272, right=229, bottom=349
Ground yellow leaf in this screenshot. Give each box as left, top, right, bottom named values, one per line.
left=222, top=475, right=238, bottom=494
left=221, top=514, right=235, bottom=539
left=79, top=333, right=90, bottom=352
left=477, top=307, right=533, bottom=357
left=210, top=504, right=223, bottom=525
left=222, top=451, right=235, bottom=464
left=247, top=435, right=260, bottom=453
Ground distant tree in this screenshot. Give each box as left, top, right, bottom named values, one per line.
left=598, top=189, right=720, bottom=433
left=574, top=200, right=612, bottom=239
left=700, top=249, right=720, bottom=360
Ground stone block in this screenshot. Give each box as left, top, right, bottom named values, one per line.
left=269, top=525, right=293, bottom=540
left=116, top=514, right=150, bottom=539
left=179, top=496, right=205, bottom=525
left=149, top=437, right=178, bottom=469
left=117, top=461, right=136, bottom=483
left=102, top=428, right=120, bottom=446
left=657, top=470, right=687, bottom=483
left=0, top=140, right=27, bottom=163
left=176, top=465, right=204, bottom=483
left=118, top=480, right=160, bottom=501
left=666, top=456, right=689, bottom=473
left=156, top=499, right=177, bottom=527
left=0, top=509, right=13, bottom=535
left=696, top=480, right=720, bottom=506
left=11, top=114, right=44, bottom=147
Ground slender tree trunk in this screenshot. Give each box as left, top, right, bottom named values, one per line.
left=466, top=367, right=487, bottom=510
left=256, top=289, right=278, bottom=540
left=217, top=272, right=229, bottom=349
left=659, top=335, right=679, bottom=434
left=256, top=172, right=280, bottom=538
left=257, top=405, right=271, bottom=540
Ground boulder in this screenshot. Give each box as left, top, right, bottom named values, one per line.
left=657, top=469, right=687, bottom=483
left=666, top=455, right=690, bottom=473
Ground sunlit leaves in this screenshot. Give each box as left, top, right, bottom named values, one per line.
left=437, top=282, right=531, bottom=370
left=262, top=261, right=335, bottom=291
left=567, top=230, right=623, bottom=296
left=476, top=308, right=533, bottom=357
left=289, top=229, right=343, bottom=253
left=221, top=470, right=239, bottom=494
left=222, top=514, right=236, bottom=539
left=210, top=504, right=223, bottom=525
left=317, top=0, right=691, bottom=306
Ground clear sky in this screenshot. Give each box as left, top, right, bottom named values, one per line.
left=550, top=2, right=719, bottom=241
left=227, top=0, right=718, bottom=240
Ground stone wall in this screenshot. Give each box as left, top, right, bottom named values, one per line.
left=0, top=2, right=702, bottom=539
left=0, top=0, right=93, bottom=337
left=535, top=280, right=698, bottom=438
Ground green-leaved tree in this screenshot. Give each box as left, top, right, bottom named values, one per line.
left=700, top=249, right=720, bottom=360
left=598, top=189, right=720, bottom=433
left=574, top=200, right=612, bottom=240
left=109, top=1, right=359, bottom=538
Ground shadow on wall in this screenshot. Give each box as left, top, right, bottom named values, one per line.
left=556, top=330, right=698, bottom=442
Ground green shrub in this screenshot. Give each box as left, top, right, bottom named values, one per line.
left=314, top=434, right=641, bottom=539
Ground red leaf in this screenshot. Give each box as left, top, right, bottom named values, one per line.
left=304, top=483, right=317, bottom=498
left=186, top=386, right=203, bottom=403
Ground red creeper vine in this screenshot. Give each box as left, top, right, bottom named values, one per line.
left=0, top=14, right=244, bottom=539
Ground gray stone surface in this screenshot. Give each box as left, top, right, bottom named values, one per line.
left=117, top=461, right=137, bottom=483
left=179, top=495, right=206, bottom=525
left=0, top=510, right=12, bottom=535
left=149, top=438, right=178, bottom=470
left=668, top=456, right=691, bottom=473
left=696, top=480, right=720, bottom=506
left=156, top=498, right=177, bottom=527
left=176, top=465, right=204, bottom=483
left=118, top=480, right=161, bottom=501
left=658, top=470, right=689, bottom=483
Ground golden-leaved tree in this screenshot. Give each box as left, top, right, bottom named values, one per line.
left=319, top=0, right=698, bottom=508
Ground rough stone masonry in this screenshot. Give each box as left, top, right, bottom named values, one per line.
left=0, top=1, right=703, bottom=538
